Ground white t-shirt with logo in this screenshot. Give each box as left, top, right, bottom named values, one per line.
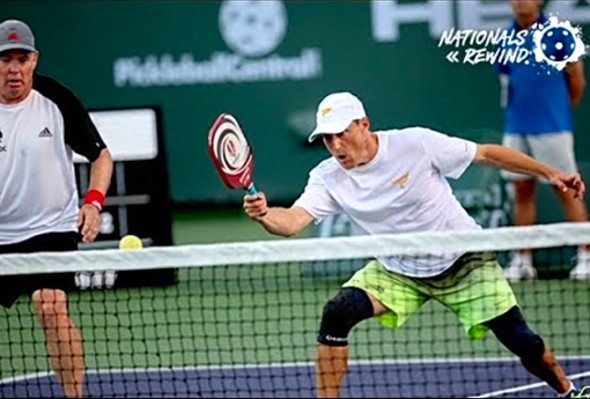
left=293, top=127, right=480, bottom=278
left=0, top=75, right=106, bottom=245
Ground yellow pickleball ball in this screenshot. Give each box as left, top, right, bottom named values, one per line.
left=119, top=235, right=143, bottom=250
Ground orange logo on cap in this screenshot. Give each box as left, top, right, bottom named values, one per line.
left=7, top=31, right=18, bottom=41
left=320, top=107, right=332, bottom=117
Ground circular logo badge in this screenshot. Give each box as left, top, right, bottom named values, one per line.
left=540, top=27, right=576, bottom=62
left=532, top=16, right=586, bottom=71
left=219, top=0, right=287, bottom=58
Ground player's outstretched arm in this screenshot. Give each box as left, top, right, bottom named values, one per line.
left=473, top=144, right=585, bottom=200
left=243, top=192, right=313, bottom=237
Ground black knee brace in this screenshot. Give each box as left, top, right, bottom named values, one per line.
left=317, top=287, right=374, bottom=347
left=486, top=306, right=546, bottom=361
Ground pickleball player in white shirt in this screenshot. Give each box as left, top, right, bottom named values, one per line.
left=243, top=91, right=586, bottom=398
left=294, top=122, right=479, bottom=278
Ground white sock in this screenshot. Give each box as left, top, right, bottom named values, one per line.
left=513, top=252, right=533, bottom=267
left=559, top=381, right=576, bottom=397
left=578, top=247, right=590, bottom=258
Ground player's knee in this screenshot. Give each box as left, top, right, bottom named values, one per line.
left=317, top=287, right=374, bottom=347
left=514, top=180, right=536, bottom=200
left=487, top=306, right=545, bottom=361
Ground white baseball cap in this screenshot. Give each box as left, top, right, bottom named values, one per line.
left=308, top=92, right=367, bottom=143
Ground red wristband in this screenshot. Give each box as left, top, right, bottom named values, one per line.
left=84, top=189, right=105, bottom=211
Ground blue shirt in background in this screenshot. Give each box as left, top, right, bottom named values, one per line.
left=497, top=14, right=572, bottom=135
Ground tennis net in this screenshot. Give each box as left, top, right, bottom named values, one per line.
left=1, top=222, right=589, bottom=398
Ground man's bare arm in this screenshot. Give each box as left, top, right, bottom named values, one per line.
left=243, top=193, right=314, bottom=237
left=87, top=148, right=113, bottom=195
left=474, top=144, right=585, bottom=199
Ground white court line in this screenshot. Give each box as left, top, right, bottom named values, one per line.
left=470, top=370, right=590, bottom=398
left=0, top=371, right=53, bottom=385
left=3, top=356, right=590, bottom=386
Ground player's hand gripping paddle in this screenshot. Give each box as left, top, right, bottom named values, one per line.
left=208, top=113, right=259, bottom=195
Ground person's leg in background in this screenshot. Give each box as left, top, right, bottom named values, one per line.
left=554, top=186, right=590, bottom=279
left=501, top=134, right=539, bottom=282
left=507, top=179, right=538, bottom=280
left=529, top=132, right=590, bottom=280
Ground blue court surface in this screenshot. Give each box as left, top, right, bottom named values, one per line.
left=2, top=357, right=589, bottom=398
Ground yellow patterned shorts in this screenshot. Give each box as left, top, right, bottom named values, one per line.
left=343, top=252, right=518, bottom=341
